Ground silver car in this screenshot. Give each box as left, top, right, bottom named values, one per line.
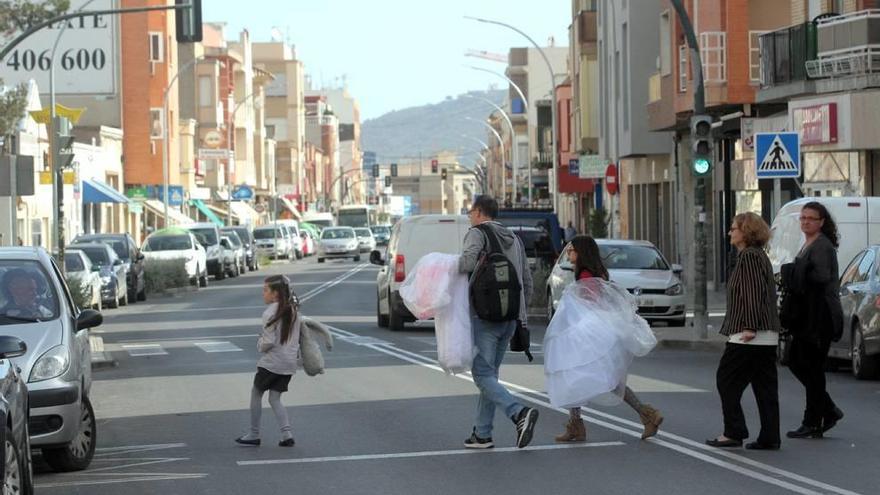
left=0, top=247, right=102, bottom=472
left=833, top=245, right=880, bottom=379
left=546, top=239, right=686, bottom=326
left=317, top=227, right=360, bottom=263
left=68, top=243, right=128, bottom=309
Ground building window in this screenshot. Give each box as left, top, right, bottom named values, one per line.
left=148, top=32, right=163, bottom=62
left=198, top=76, right=212, bottom=108
left=660, top=11, right=672, bottom=75
left=678, top=44, right=688, bottom=92
left=31, top=218, right=43, bottom=247
left=700, top=31, right=727, bottom=82
left=150, top=108, right=163, bottom=139
left=749, top=31, right=768, bottom=83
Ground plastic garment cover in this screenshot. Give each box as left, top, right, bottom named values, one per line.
left=544, top=278, right=657, bottom=408
left=400, top=253, right=476, bottom=374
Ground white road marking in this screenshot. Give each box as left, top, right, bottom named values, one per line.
left=94, top=443, right=187, bottom=456
left=325, top=326, right=858, bottom=495
left=237, top=441, right=625, bottom=466
left=121, top=344, right=167, bottom=357
left=194, top=341, right=243, bottom=353
left=36, top=474, right=207, bottom=489
left=85, top=457, right=191, bottom=473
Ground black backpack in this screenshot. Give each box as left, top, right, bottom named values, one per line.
left=469, top=224, right=522, bottom=322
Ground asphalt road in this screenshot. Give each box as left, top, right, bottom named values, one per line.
left=31, top=256, right=880, bottom=494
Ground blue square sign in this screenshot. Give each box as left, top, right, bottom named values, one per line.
left=755, top=132, right=800, bottom=179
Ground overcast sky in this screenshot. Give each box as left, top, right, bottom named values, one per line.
left=205, top=0, right=570, bottom=121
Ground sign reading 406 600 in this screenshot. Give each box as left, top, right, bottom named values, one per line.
left=0, top=0, right=118, bottom=95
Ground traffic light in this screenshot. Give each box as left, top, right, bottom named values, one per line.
left=372, top=163, right=380, bottom=178
left=441, top=168, right=448, bottom=181
left=691, top=115, right=713, bottom=177
left=175, top=0, right=203, bottom=43
left=384, top=175, right=391, bottom=187
left=431, top=159, right=438, bottom=174
left=53, top=117, right=75, bottom=169
left=390, top=163, right=398, bottom=177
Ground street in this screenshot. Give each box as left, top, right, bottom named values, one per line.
left=29, top=258, right=880, bottom=495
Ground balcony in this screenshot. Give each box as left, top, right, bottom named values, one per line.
left=531, top=151, right=553, bottom=170
left=756, top=22, right=818, bottom=102
left=577, top=9, right=597, bottom=46
left=805, top=10, right=880, bottom=83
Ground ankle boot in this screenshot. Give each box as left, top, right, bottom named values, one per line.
left=554, top=418, right=587, bottom=443
left=639, top=405, right=663, bottom=440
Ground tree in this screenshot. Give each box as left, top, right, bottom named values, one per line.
left=0, top=0, right=69, bottom=140
left=589, top=207, right=609, bottom=239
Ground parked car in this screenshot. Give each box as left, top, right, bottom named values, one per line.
left=186, top=223, right=227, bottom=280
left=141, top=230, right=208, bottom=287
left=546, top=239, right=686, bottom=326
left=355, top=227, right=377, bottom=253
left=63, top=251, right=102, bottom=310
left=370, top=224, right=392, bottom=246
left=370, top=215, right=471, bottom=331
left=300, top=230, right=316, bottom=257
left=498, top=208, right=564, bottom=255
left=67, top=243, right=128, bottom=309
left=0, top=247, right=103, bottom=472
left=833, top=245, right=880, bottom=379
left=253, top=225, right=291, bottom=259
left=72, top=233, right=146, bottom=303
left=220, top=234, right=243, bottom=278
left=278, top=221, right=304, bottom=260
left=0, top=335, right=32, bottom=493
left=222, top=226, right=258, bottom=271
left=317, top=227, right=361, bottom=263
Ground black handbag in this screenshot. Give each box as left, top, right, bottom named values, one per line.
left=510, top=320, right=533, bottom=362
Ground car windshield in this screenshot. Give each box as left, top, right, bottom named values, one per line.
left=0, top=260, right=60, bottom=323
left=600, top=245, right=669, bottom=270
left=322, top=229, right=354, bottom=240
left=355, top=228, right=372, bottom=237
left=78, top=237, right=127, bottom=259
left=370, top=226, right=390, bottom=235
left=74, top=246, right=112, bottom=266
left=143, top=235, right=192, bottom=252
left=189, top=228, right=218, bottom=244
left=64, top=254, right=86, bottom=272
left=254, top=228, right=283, bottom=240
left=228, top=228, right=250, bottom=243
left=223, top=235, right=242, bottom=248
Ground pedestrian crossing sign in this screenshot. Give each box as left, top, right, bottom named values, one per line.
left=755, top=132, right=800, bottom=179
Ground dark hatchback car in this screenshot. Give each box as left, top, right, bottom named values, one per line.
left=222, top=226, right=258, bottom=271
left=0, top=336, right=33, bottom=494
left=73, top=234, right=146, bottom=302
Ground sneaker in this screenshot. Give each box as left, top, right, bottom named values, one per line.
left=464, top=429, right=494, bottom=449
left=235, top=435, right=261, bottom=446
left=279, top=438, right=295, bottom=447
left=514, top=407, right=539, bottom=448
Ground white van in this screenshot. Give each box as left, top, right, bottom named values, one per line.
left=370, top=215, right=471, bottom=331
left=768, top=197, right=880, bottom=274
left=276, top=220, right=304, bottom=259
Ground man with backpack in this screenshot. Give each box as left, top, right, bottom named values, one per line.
left=459, top=195, right=537, bottom=449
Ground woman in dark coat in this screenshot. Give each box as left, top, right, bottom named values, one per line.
left=784, top=202, right=844, bottom=439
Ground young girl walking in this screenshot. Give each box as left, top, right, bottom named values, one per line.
left=236, top=275, right=301, bottom=447
left=551, top=235, right=664, bottom=442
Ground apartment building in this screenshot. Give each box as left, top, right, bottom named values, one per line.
left=307, top=88, right=364, bottom=206
left=304, top=95, right=340, bottom=209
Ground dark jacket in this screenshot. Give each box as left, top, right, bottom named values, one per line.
left=782, top=234, right=843, bottom=344
left=720, top=247, right=780, bottom=336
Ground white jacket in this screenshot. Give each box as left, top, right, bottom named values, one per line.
left=257, top=303, right=301, bottom=375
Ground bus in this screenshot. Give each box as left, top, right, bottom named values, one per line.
left=336, top=205, right=376, bottom=228
left=301, top=212, right=335, bottom=230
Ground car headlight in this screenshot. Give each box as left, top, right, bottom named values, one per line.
left=29, top=345, right=70, bottom=382
left=665, top=283, right=683, bottom=296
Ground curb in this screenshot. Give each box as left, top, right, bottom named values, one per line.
left=89, top=335, right=117, bottom=370
left=146, top=285, right=199, bottom=299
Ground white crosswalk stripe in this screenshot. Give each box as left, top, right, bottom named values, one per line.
left=121, top=344, right=168, bottom=357
left=193, top=341, right=243, bottom=353
left=117, top=341, right=243, bottom=356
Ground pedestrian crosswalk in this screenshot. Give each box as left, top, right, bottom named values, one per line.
left=112, top=340, right=246, bottom=357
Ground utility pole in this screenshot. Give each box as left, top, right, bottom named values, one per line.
left=670, top=0, right=709, bottom=339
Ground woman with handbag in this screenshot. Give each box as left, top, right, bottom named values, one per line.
left=552, top=235, right=663, bottom=443
left=706, top=213, right=781, bottom=450
left=235, top=275, right=301, bottom=447
left=784, top=202, right=844, bottom=439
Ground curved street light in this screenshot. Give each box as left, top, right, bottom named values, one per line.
left=464, top=116, right=505, bottom=199
left=462, top=94, right=518, bottom=200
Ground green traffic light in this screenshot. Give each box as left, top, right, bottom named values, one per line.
left=694, top=158, right=711, bottom=175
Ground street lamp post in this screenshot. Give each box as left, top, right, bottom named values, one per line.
left=464, top=116, right=504, bottom=198
left=466, top=16, right=559, bottom=211
left=462, top=94, right=518, bottom=199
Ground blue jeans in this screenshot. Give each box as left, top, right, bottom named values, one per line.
left=471, top=316, right=523, bottom=438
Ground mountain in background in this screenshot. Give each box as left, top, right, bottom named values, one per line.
left=361, top=89, right=506, bottom=165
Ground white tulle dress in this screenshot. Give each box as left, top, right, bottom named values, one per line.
left=544, top=278, right=657, bottom=408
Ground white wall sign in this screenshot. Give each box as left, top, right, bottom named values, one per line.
left=0, top=0, right=118, bottom=95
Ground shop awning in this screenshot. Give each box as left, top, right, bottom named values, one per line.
left=190, top=199, right=224, bottom=227
left=277, top=197, right=302, bottom=221
left=144, top=199, right=194, bottom=225
left=230, top=201, right=261, bottom=225
left=82, top=179, right=129, bottom=204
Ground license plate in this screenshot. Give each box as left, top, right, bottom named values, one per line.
left=640, top=298, right=655, bottom=307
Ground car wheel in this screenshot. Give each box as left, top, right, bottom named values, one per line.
left=852, top=325, right=880, bottom=380
left=318, top=258, right=325, bottom=264
left=231, top=262, right=240, bottom=278
left=3, top=424, right=24, bottom=495
left=215, top=266, right=226, bottom=280
left=199, top=267, right=209, bottom=288
left=388, top=292, right=404, bottom=331
left=377, top=295, right=389, bottom=328
left=43, top=397, right=97, bottom=472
